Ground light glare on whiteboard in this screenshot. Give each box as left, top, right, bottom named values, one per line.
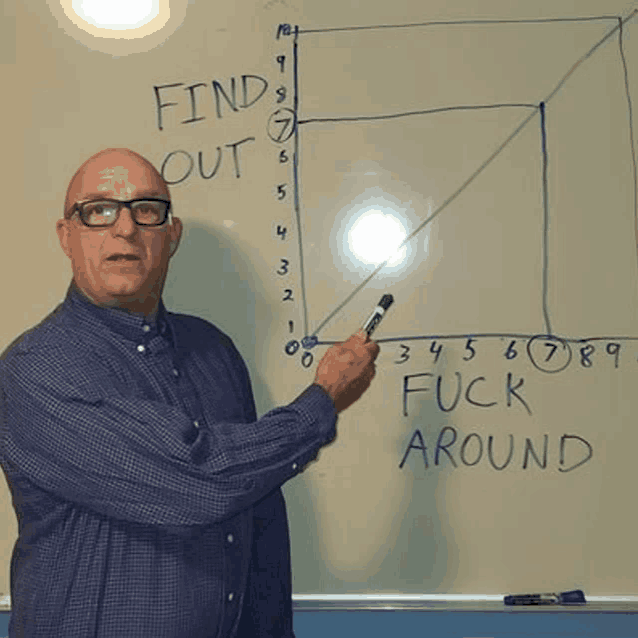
left=347, top=209, right=408, bottom=267
left=73, top=0, right=158, bottom=29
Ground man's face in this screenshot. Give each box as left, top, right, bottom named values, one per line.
left=56, top=151, right=182, bottom=313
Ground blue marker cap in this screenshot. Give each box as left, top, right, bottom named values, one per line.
left=558, top=590, right=586, bottom=604
left=378, top=294, right=394, bottom=311
left=301, top=335, right=319, bottom=350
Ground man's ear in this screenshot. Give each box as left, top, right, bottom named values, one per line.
left=56, top=219, right=73, bottom=259
left=168, top=217, right=183, bottom=257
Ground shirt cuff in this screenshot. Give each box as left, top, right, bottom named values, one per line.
left=290, top=383, right=337, bottom=444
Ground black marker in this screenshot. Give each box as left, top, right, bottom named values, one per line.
left=504, top=590, right=586, bottom=606
left=362, top=294, right=394, bottom=338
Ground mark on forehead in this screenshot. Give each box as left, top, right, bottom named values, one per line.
left=97, top=166, right=135, bottom=197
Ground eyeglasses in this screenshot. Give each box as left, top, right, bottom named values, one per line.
left=68, top=198, right=172, bottom=227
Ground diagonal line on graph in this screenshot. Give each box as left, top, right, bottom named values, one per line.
left=309, top=107, right=538, bottom=338
left=543, top=9, right=636, bottom=104
left=308, top=9, right=637, bottom=340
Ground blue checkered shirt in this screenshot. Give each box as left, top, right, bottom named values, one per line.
left=0, top=284, right=337, bottom=637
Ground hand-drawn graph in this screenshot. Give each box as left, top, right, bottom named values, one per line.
left=270, top=13, right=638, bottom=593
left=278, top=11, right=638, bottom=362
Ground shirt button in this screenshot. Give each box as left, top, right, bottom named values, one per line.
left=193, top=420, right=200, bottom=428
left=137, top=345, right=145, bottom=353
left=226, top=533, right=234, bottom=544
left=228, top=592, right=234, bottom=602
left=142, top=325, right=151, bottom=333
left=292, top=463, right=298, bottom=471
left=172, top=368, right=179, bottom=377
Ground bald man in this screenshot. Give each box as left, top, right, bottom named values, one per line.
left=0, top=149, right=379, bottom=638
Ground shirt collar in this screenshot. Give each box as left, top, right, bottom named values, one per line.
left=65, top=281, right=174, bottom=346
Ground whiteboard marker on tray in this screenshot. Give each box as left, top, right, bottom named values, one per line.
left=503, top=590, right=586, bottom=606
left=362, top=294, right=394, bottom=338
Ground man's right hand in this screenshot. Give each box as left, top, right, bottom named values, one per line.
left=313, top=331, right=380, bottom=413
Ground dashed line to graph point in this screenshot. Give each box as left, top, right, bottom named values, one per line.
left=298, top=104, right=538, bottom=127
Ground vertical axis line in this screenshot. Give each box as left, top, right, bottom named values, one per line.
left=540, top=102, right=553, bottom=335
left=618, top=19, right=638, bottom=290
left=292, top=25, right=310, bottom=337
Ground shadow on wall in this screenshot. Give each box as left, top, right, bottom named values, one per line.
left=370, top=390, right=458, bottom=593
left=286, top=362, right=456, bottom=595
left=162, top=221, right=274, bottom=415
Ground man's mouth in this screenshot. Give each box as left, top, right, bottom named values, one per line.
left=106, top=254, right=141, bottom=262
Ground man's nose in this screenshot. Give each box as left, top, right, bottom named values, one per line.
left=111, top=206, right=137, bottom=237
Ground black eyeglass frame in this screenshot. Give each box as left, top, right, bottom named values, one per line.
left=67, top=198, right=172, bottom=228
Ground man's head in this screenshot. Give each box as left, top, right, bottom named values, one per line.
left=56, top=148, right=182, bottom=316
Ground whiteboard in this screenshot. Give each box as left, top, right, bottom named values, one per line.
left=1, top=0, right=638, bottom=600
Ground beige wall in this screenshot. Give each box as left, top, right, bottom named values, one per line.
left=2, top=0, right=638, bottom=599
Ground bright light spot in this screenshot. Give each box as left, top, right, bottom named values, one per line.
left=74, top=0, right=158, bottom=29
left=348, top=209, right=408, bottom=267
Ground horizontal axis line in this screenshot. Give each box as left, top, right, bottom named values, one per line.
left=309, top=333, right=638, bottom=346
